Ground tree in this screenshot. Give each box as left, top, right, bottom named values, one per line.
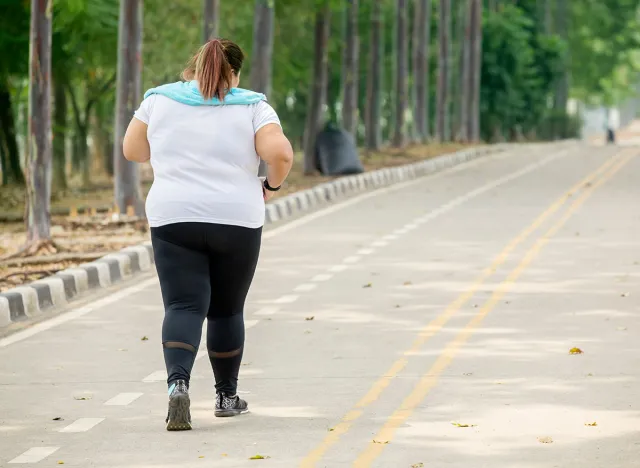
left=203, top=0, right=220, bottom=42
left=436, top=0, right=451, bottom=141
left=467, top=0, right=481, bottom=141
left=553, top=0, right=569, bottom=114
left=53, top=81, right=67, bottom=189
left=456, top=0, right=470, bottom=142
left=250, top=0, right=275, bottom=97
left=113, top=0, right=144, bottom=215
left=303, top=3, right=331, bottom=175
left=392, top=0, right=408, bottom=147
left=412, top=0, right=430, bottom=143
left=341, top=0, right=359, bottom=137
left=364, top=0, right=383, bottom=150
left=24, top=0, right=54, bottom=252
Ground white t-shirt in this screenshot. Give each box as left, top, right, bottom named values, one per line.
left=134, top=95, right=280, bottom=228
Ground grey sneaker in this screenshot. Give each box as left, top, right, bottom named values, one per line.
left=166, top=380, right=191, bottom=431
left=215, top=392, right=249, bottom=417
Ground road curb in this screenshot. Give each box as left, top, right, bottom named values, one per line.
left=0, top=144, right=505, bottom=329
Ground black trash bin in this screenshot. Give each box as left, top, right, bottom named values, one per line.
left=315, top=123, right=364, bottom=175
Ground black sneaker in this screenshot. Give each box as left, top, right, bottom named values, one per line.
left=166, top=380, right=191, bottom=431
left=215, top=392, right=249, bottom=417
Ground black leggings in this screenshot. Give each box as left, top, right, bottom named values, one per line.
left=151, top=222, right=261, bottom=394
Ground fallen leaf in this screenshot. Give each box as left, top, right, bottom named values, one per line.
left=537, top=436, right=553, bottom=444
left=52, top=417, right=63, bottom=421
left=73, top=394, right=92, bottom=401
left=363, top=283, right=372, bottom=288
left=617, top=327, right=628, bottom=331
left=411, top=464, right=424, bottom=468
left=403, top=281, right=412, bottom=286
left=304, top=330, right=311, bottom=334
left=141, top=336, right=149, bottom=341
left=199, top=456, right=205, bottom=459
left=585, top=422, right=597, bottom=427
left=587, top=373, right=593, bottom=377
left=221, top=453, right=228, bottom=457
left=372, top=440, right=389, bottom=444
left=621, top=292, right=630, bottom=297
left=395, top=304, right=401, bottom=308
left=463, top=372, right=473, bottom=376
left=58, top=462, right=64, bottom=465
left=249, top=454, right=270, bottom=460
left=305, top=316, right=315, bottom=321
left=569, top=347, right=584, bottom=355
left=473, top=304, right=479, bottom=308
left=328, top=427, right=335, bottom=432
left=451, top=421, right=476, bottom=428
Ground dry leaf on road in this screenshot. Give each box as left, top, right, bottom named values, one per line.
left=537, top=436, right=553, bottom=444
left=585, top=422, right=598, bottom=427
left=305, top=316, right=315, bottom=321
left=569, top=347, right=584, bottom=355
left=363, top=283, right=373, bottom=288
left=141, top=336, right=149, bottom=341
left=373, top=440, right=389, bottom=444
left=249, top=454, right=270, bottom=460
left=451, top=421, right=476, bottom=428
left=411, top=464, right=424, bottom=468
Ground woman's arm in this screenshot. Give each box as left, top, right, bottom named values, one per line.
left=123, top=118, right=151, bottom=163
left=255, top=123, right=294, bottom=190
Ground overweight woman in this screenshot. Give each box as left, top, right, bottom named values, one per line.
left=123, top=38, right=294, bottom=431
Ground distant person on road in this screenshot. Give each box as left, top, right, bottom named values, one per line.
left=606, top=108, right=619, bottom=144
left=122, top=38, right=294, bottom=431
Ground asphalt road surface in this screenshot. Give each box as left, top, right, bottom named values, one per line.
left=1, top=142, right=639, bottom=468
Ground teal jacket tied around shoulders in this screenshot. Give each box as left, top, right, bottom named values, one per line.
left=143, top=80, right=267, bottom=106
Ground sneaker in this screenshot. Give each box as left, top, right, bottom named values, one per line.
left=166, top=380, right=191, bottom=431
left=215, top=392, right=249, bottom=417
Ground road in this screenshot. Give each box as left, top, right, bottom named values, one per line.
left=1, top=142, right=639, bottom=468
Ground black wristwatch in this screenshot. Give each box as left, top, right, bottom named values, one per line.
left=263, top=179, right=281, bottom=192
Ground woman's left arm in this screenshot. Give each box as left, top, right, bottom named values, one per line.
left=123, top=118, right=150, bottom=163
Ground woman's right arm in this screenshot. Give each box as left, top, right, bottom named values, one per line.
left=255, top=123, right=294, bottom=193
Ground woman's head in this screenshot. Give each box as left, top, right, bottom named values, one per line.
left=182, top=39, right=245, bottom=101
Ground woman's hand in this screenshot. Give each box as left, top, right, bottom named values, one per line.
left=263, top=186, right=275, bottom=202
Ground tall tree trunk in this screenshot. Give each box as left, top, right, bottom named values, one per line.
left=341, top=0, right=359, bottom=137
left=0, top=81, right=24, bottom=185
left=203, top=0, right=220, bottom=42
left=303, top=4, right=331, bottom=175
left=436, top=0, right=451, bottom=141
left=544, top=0, right=553, bottom=33
left=412, top=0, right=429, bottom=143
left=365, top=0, right=383, bottom=150
left=114, top=0, right=144, bottom=215
left=553, top=0, right=569, bottom=137
left=467, top=0, right=482, bottom=141
left=457, top=0, right=471, bottom=142
left=250, top=0, right=275, bottom=177
left=53, top=80, right=67, bottom=190
left=25, top=0, right=53, bottom=246
left=392, top=0, right=409, bottom=148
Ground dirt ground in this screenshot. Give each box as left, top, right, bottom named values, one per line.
left=0, top=143, right=472, bottom=292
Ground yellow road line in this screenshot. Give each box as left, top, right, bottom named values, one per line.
left=352, top=151, right=635, bottom=466
left=299, top=152, right=621, bottom=467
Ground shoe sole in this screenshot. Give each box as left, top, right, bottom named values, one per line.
left=215, top=408, right=250, bottom=418
left=166, top=393, right=192, bottom=431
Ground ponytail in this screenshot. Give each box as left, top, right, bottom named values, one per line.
left=182, top=39, right=245, bottom=102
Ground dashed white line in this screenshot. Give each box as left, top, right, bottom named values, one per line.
left=142, top=370, right=166, bottom=383
left=371, top=240, right=388, bottom=247
left=405, top=223, right=418, bottom=229
left=357, top=248, right=375, bottom=255
left=254, top=306, right=279, bottom=316
left=294, top=283, right=317, bottom=292
left=9, top=447, right=60, bottom=464
left=329, top=265, right=348, bottom=273
left=104, top=392, right=143, bottom=406
left=311, top=273, right=333, bottom=282
left=59, top=417, right=105, bottom=433
left=274, top=295, right=299, bottom=304
left=343, top=256, right=361, bottom=264
left=383, top=234, right=398, bottom=241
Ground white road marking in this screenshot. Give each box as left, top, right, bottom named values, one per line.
left=406, top=223, right=418, bottom=229
left=59, top=417, right=105, bottom=433
left=8, top=447, right=60, bottom=464
left=245, top=319, right=259, bottom=329
left=311, top=273, right=333, bottom=282
left=254, top=306, right=279, bottom=316
left=357, top=248, right=375, bottom=255
left=294, top=283, right=317, bottom=292
left=329, top=265, right=348, bottom=273
left=395, top=228, right=409, bottom=235
left=343, top=256, right=361, bottom=264
left=0, top=277, right=158, bottom=348
left=274, top=295, right=299, bottom=304
left=383, top=234, right=398, bottom=241
left=142, top=370, right=166, bottom=383
left=371, top=240, right=388, bottom=247
left=104, top=392, right=143, bottom=406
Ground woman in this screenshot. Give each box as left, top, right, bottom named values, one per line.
left=123, top=38, right=294, bottom=431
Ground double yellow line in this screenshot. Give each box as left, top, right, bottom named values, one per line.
left=300, top=148, right=636, bottom=467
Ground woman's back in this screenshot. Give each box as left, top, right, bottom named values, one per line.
left=136, top=94, right=280, bottom=229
